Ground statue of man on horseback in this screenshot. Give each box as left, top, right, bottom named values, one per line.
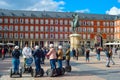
left=71, top=13, right=79, bottom=33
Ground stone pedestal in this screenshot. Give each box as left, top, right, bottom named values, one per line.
left=69, top=33, right=81, bottom=50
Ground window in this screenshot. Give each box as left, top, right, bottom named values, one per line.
left=50, top=19, right=53, bottom=24
left=40, top=19, right=44, bottom=24
left=4, top=25, right=8, bottom=31
left=64, top=20, right=68, bottom=25
left=9, top=33, right=13, bottom=38
left=45, top=26, right=48, bottom=32
left=0, top=26, right=2, bottom=31
left=103, top=22, right=106, bottom=26
left=30, top=33, right=34, bottom=39
left=50, top=34, right=54, bottom=39
left=45, top=34, right=48, bottom=39
left=60, top=20, right=63, bottom=25
left=35, top=33, right=39, bottom=39
left=35, top=19, right=39, bottom=24
left=4, top=33, right=8, bottom=38
left=25, top=33, right=28, bottom=39
left=55, top=34, right=58, bottom=39
left=60, top=27, right=63, bottom=32
left=30, top=19, right=34, bottom=24
left=35, top=26, right=39, bottom=31
left=30, top=26, right=34, bottom=31
left=55, top=26, right=58, bottom=32
left=110, top=28, right=113, bottom=33
left=40, top=34, right=44, bottom=39
left=91, top=21, right=94, bottom=26
left=106, top=22, right=109, bottom=26
left=14, top=19, right=18, bottom=24
left=64, top=27, right=68, bottom=32
left=110, top=22, right=114, bottom=26
left=65, top=34, right=68, bottom=39
left=83, top=34, right=86, bottom=39
left=40, top=26, right=44, bottom=32
left=97, top=21, right=100, bottom=26
left=20, top=33, right=23, bottom=39
left=0, top=33, right=2, bottom=38
left=55, top=19, right=58, bottom=24
left=25, top=26, right=28, bottom=31
left=15, top=26, right=18, bottom=31
left=20, top=26, right=23, bottom=31
left=10, top=19, right=13, bottom=24
left=14, top=33, right=18, bottom=38
left=107, top=28, right=109, bottom=33
left=97, top=28, right=100, bottom=32
left=25, top=19, right=29, bottom=24
left=9, top=25, right=13, bottom=31
left=87, top=34, right=90, bottom=39
left=50, top=26, right=54, bottom=32
left=4, top=18, right=8, bottom=23
left=91, top=28, right=94, bottom=32
left=45, top=19, right=49, bottom=24
left=20, top=18, right=24, bottom=24
left=0, top=18, right=3, bottom=23
left=60, top=34, right=63, bottom=39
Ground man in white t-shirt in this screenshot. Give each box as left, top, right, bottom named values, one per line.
left=22, top=43, right=32, bottom=67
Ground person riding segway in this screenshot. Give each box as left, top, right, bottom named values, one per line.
left=32, top=45, right=44, bottom=77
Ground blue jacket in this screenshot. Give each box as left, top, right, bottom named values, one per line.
left=12, top=49, right=21, bottom=59
left=32, top=49, right=43, bottom=58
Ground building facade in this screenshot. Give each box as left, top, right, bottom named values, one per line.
left=0, top=9, right=119, bottom=48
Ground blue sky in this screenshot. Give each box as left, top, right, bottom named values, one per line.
left=0, top=0, right=120, bottom=15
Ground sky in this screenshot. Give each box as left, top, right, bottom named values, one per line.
left=0, top=0, right=120, bottom=15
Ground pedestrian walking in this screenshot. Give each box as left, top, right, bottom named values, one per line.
left=1, top=47, right=5, bottom=60
left=65, top=46, right=71, bottom=67
left=85, top=48, right=90, bottom=62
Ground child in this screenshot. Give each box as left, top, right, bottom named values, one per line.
left=85, top=48, right=90, bottom=62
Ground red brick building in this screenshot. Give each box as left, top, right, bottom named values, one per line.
left=0, top=9, right=118, bottom=48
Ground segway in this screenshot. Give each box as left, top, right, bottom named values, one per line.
left=65, top=65, right=72, bottom=72
left=56, top=67, right=65, bottom=76
left=33, top=68, right=44, bottom=77
left=10, top=67, right=22, bottom=78
left=46, top=68, right=57, bottom=77
left=23, top=57, right=33, bottom=77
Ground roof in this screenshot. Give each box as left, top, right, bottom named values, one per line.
left=0, top=9, right=117, bottom=20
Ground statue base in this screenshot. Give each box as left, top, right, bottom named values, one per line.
left=69, top=33, right=81, bottom=49
left=69, top=33, right=82, bottom=56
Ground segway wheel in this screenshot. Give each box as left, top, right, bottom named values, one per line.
left=33, top=69, right=37, bottom=77
left=10, top=68, right=12, bottom=78
left=39, top=68, right=44, bottom=77
left=65, top=66, right=71, bottom=72
left=56, top=68, right=61, bottom=76
left=20, top=68, right=22, bottom=77
left=46, top=69, right=54, bottom=77
left=31, top=69, right=33, bottom=77
left=61, top=67, right=65, bottom=75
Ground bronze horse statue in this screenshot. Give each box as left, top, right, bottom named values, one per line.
left=71, top=13, right=79, bottom=33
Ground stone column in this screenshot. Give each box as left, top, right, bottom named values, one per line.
left=69, top=33, right=81, bottom=50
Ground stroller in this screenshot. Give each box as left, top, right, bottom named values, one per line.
left=23, top=57, right=33, bottom=77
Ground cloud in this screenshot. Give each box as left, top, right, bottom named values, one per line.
left=75, top=9, right=90, bottom=13
left=106, top=6, right=120, bottom=15
left=26, top=0, right=65, bottom=11
left=0, top=0, right=10, bottom=8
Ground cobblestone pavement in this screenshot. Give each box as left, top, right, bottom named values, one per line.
left=0, top=51, right=120, bottom=80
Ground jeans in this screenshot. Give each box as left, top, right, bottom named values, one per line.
left=66, top=60, right=70, bottom=67
left=34, top=57, right=41, bottom=72
left=96, top=54, right=100, bottom=61
left=57, top=59, right=62, bottom=69
left=12, top=58, right=20, bottom=73
left=50, top=59, right=56, bottom=69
